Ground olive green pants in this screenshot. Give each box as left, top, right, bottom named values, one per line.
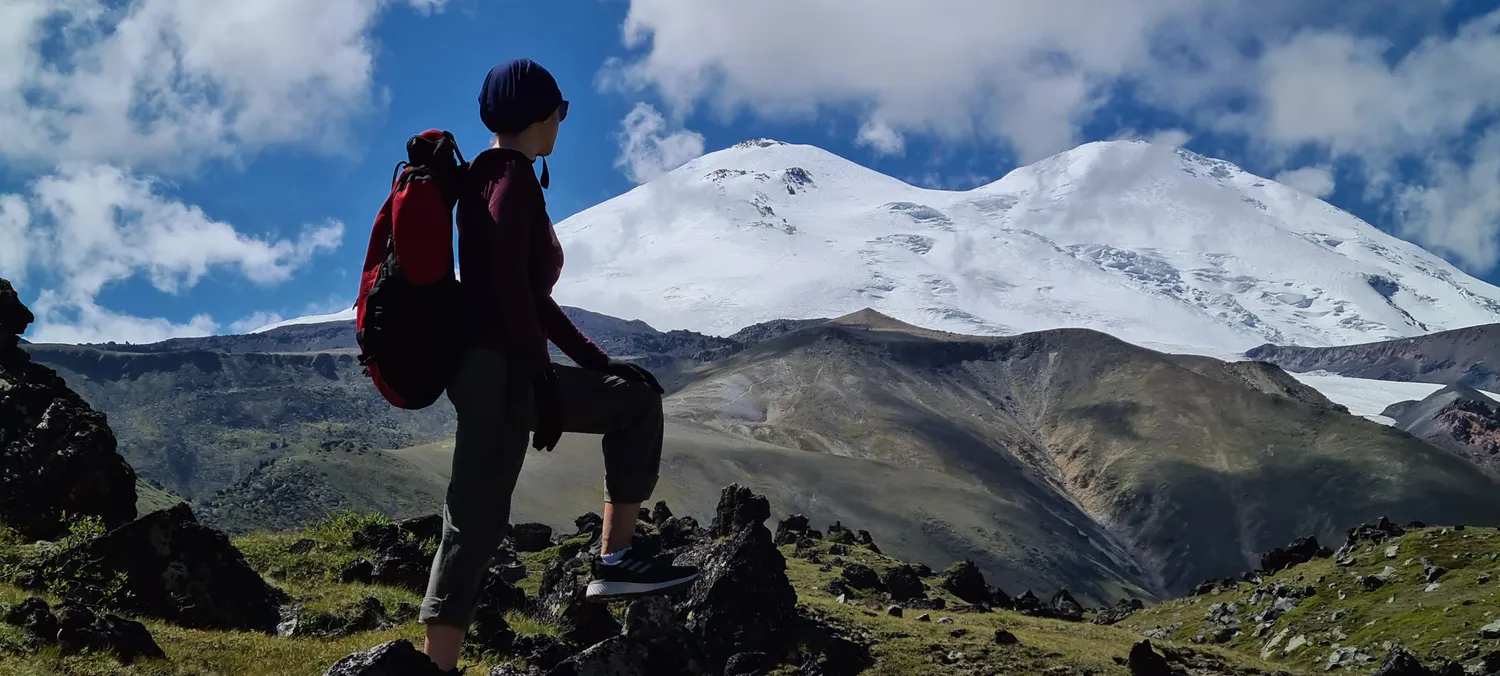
left=419, top=347, right=663, bottom=628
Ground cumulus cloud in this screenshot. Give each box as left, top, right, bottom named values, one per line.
left=857, top=119, right=905, bottom=156
left=6, top=164, right=342, bottom=343
left=1275, top=165, right=1337, bottom=198
left=608, top=1, right=1500, bottom=272
left=0, top=0, right=404, bottom=171
left=615, top=102, right=706, bottom=183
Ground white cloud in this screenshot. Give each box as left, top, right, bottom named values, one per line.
left=0, top=0, right=410, bottom=171
left=1394, top=130, right=1500, bottom=273
left=0, top=194, right=32, bottom=284
left=857, top=119, right=905, bottom=156
left=614, top=102, right=706, bottom=183
left=1275, top=165, right=1337, bottom=198
left=6, top=163, right=342, bottom=343
left=227, top=311, right=286, bottom=335
left=401, top=0, right=448, bottom=15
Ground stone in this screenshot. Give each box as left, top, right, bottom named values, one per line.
left=1358, top=574, right=1387, bottom=591
left=916, top=613, right=931, bottom=622
left=936, top=616, right=954, bottom=624
left=995, top=628, right=1019, bottom=645
left=827, top=543, right=848, bottom=556
left=0, top=277, right=138, bottom=541
left=1013, top=590, right=1046, bottom=616
left=1259, top=536, right=1332, bottom=573
left=824, top=578, right=851, bottom=598
left=659, top=516, right=702, bottom=551
left=279, top=596, right=392, bottom=639
left=774, top=514, right=810, bottom=546
left=652, top=501, right=674, bottom=525
left=1479, top=620, right=1500, bottom=639
left=395, top=514, right=443, bottom=544
left=371, top=540, right=430, bottom=592
left=941, top=560, right=992, bottom=606
left=708, top=484, right=772, bottom=537
left=514, top=633, right=576, bottom=671
left=723, top=651, right=770, bottom=676
left=887, top=605, right=903, bottom=618
left=840, top=562, right=882, bottom=590
left=351, top=523, right=401, bottom=551
left=38, top=503, right=285, bottom=632
left=47, top=600, right=166, bottom=663
left=538, top=562, right=621, bottom=648
left=674, top=506, right=797, bottom=673
left=791, top=609, right=874, bottom=676
left=904, top=597, right=947, bottom=611
left=914, top=563, right=934, bottom=577
left=1127, top=640, right=1174, bottom=676
left=881, top=565, right=925, bottom=603
left=470, top=571, right=528, bottom=653
left=1093, top=598, right=1145, bottom=626
left=574, top=513, right=603, bottom=538
left=1482, top=573, right=1493, bottom=585
left=340, top=558, right=375, bottom=584
left=512, top=522, right=554, bottom=552
left=1369, top=645, right=1428, bottom=676
left=1050, top=589, right=1085, bottom=622
left=323, top=638, right=444, bottom=676
left=288, top=538, right=317, bottom=554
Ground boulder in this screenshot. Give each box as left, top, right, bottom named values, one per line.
left=4, top=597, right=164, bottom=663
left=278, top=596, right=392, bottom=638
left=1092, top=598, right=1145, bottom=626
left=351, top=523, right=401, bottom=551
left=1259, top=536, right=1332, bottom=573
left=708, top=484, right=771, bottom=537
left=942, top=560, right=992, bottom=606
left=652, top=501, right=674, bottom=525
left=675, top=496, right=797, bottom=672
left=881, top=564, right=925, bottom=602
left=1127, top=640, right=1175, bottom=676
left=38, top=502, right=285, bottom=633
left=323, top=639, right=444, bottom=676
left=659, top=516, right=703, bottom=550
left=790, top=610, right=875, bottom=676
left=371, top=541, right=430, bottom=592
left=340, top=558, right=375, bottom=584
left=0, top=278, right=137, bottom=541
left=538, top=559, right=621, bottom=647
left=840, top=563, right=882, bottom=590
left=774, top=514, right=810, bottom=546
left=512, top=522, right=554, bottom=552
left=1050, top=589, right=1085, bottom=622
left=574, top=513, right=603, bottom=539
left=395, top=514, right=443, bottom=544
left=994, top=629, right=1019, bottom=645
left=1369, top=646, right=1431, bottom=676
left=470, top=569, right=529, bottom=653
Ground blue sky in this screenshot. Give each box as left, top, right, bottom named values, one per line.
left=1, top=0, right=1498, bottom=343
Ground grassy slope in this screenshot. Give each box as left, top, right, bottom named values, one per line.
left=0, top=515, right=1296, bottom=676
left=1120, top=525, right=1500, bottom=671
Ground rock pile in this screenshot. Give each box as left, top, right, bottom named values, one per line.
left=3, top=596, right=165, bottom=663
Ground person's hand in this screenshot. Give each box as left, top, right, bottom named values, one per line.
left=532, top=366, right=565, bottom=452
left=601, top=357, right=663, bottom=394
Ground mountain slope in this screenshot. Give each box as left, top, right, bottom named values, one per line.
left=1382, top=385, right=1500, bottom=474
left=661, top=309, right=1500, bottom=597
left=1246, top=324, right=1500, bottom=390
left=549, top=138, right=1500, bottom=355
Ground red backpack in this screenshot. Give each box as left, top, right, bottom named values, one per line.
left=355, top=130, right=466, bottom=410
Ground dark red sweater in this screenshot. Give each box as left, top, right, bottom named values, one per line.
left=457, top=148, right=609, bottom=378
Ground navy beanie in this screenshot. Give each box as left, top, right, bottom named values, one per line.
left=479, top=58, right=564, bottom=135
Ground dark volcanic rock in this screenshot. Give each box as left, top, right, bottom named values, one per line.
left=538, top=560, right=621, bottom=648
left=652, top=501, right=674, bottom=525
left=340, top=558, right=375, bottom=584
left=676, top=495, right=797, bottom=672
left=942, top=560, right=994, bottom=606
left=840, top=562, right=882, bottom=590
left=0, top=278, right=137, bottom=541
left=1260, top=536, right=1332, bottom=573
left=5, top=597, right=164, bottom=663
left=351, top=523, right=401, bottom=551
left=708, top=484, right=771, bottom=537
left=574, top=512, right=603, bottom=539
left=1050, top=589, right=1085, bottom=622
left=39, top=502, right=285, bottom=632
left=470, top=567, right=528, bottom=653
left=371, top=541, right=430, bottom=592
left=792, top=609, right=875, bottom=676
left=659, top=516, right=702, bottom=550
left=882, top=564, right=925, bottom=602
left=1369, top=645, right=1430, bottom=676
left=1093, top=598, right=1146, bottom=626
left=279, top=596, right=391, bottom=638
left=395, top=514, right=443, bottom=544
left=774, top=514, right=810, bottom=546
left=512, top=522, right=555, bottom=552
left=323, top=638, right=443, bottom=676
left=1127, top=640, right=1175, bottom=676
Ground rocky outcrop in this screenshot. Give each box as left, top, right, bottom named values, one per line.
left=32, top=502, right=286, bottom=633
left=3, top=596, right=165, bottom=663
left=1259, top=536, right=1332, bottom=574
left=941, top=560, right=1011, bottom=608
left=322, top=639, right=443, bottom=676
left=278, top=596, right=400, bottom=638
left=0, top=277, right=137, bottom=541
left=1383, top=386, right=1500, bottom=474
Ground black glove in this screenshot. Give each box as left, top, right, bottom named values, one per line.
left=600, top=357, right=664, bottom=394
left=532, top=366, right=565, bottom=452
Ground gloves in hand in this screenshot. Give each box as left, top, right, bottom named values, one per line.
left=600, top=357, right=664, bottom=394
left=532, top=366, right=565, bottom=452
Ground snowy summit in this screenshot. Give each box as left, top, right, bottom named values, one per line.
left=547, top=139, right=1500, bottom=356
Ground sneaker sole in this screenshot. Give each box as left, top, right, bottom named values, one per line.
left=584, top=573, right=699, bottom=603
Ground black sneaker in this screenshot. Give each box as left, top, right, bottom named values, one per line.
left=585, top=549, right=700, bottom=602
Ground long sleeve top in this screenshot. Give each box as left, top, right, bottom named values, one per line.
left=456, top=148, right=609, bottom=379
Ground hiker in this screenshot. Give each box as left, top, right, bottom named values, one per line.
left=420, top=58, right=699, bottom=672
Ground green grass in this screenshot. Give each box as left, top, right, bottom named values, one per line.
left=1121, top=525, right=1500, bottom=671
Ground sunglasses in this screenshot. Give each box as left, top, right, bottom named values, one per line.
left=558, top=100, right=569, bottom=122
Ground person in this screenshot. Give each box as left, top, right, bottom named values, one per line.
left=420, top=58, right=699, bottom=673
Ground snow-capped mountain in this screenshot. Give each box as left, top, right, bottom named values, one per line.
left=250, top=307, right=355, bottom=333
left=547, top=138, right=1500, bottom=355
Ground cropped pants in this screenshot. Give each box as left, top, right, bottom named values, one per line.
left=419, top=347, right=664, bottom=628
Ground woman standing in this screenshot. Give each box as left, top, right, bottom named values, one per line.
left=420, top=58, right=699, bottom=673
